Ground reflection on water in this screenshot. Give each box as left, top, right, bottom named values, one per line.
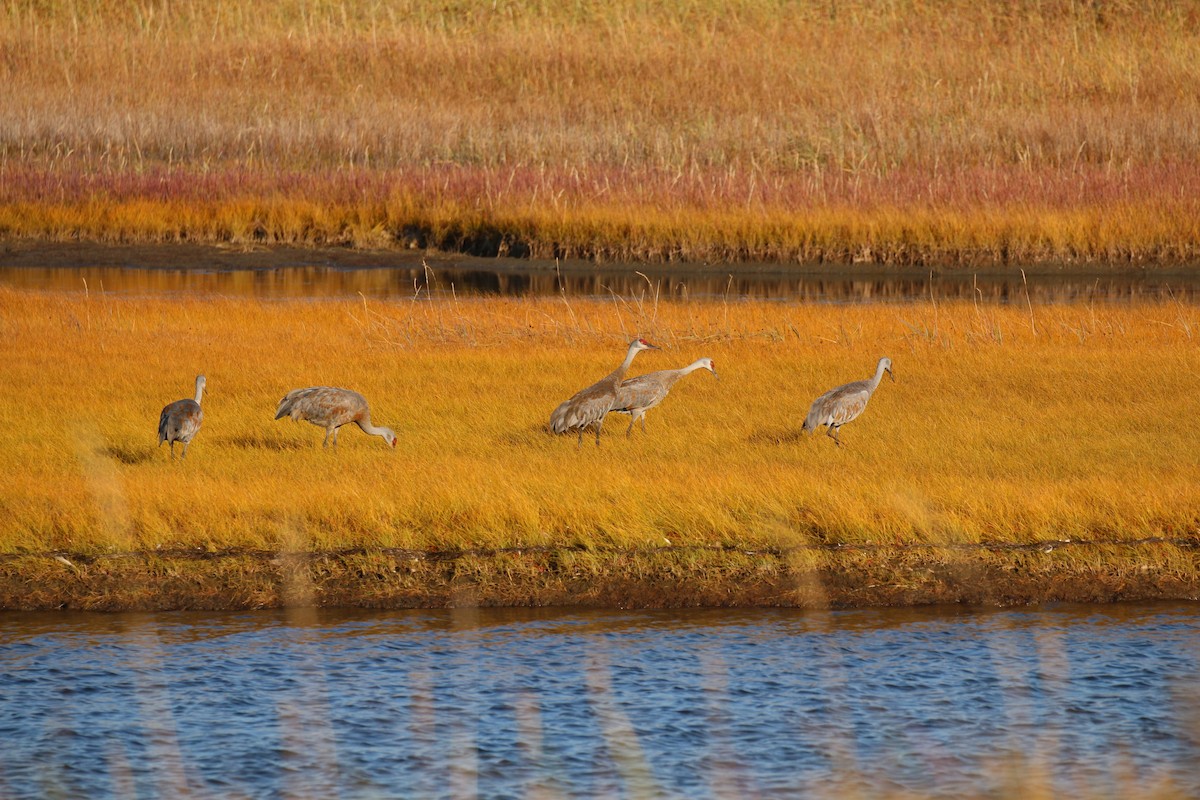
left=3, top=603, right=1200, bottom=798
left=2, top=264, right=1199, bottom=303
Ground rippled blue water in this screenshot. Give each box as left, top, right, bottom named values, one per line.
left=2, top=603, right=1199, bottom=799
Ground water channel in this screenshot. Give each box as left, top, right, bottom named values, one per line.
left=3, top=257, right=1199, bottom=303
left=3, top=603, right=1199, bottom=799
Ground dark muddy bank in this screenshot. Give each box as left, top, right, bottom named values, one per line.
left=4, top=541, right=1198, bottom=611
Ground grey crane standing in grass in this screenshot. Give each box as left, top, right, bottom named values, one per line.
left=802, top=357, right=894, bottom=446
left=610, top=357, right=718, bottom=437
left=549, top=338, right=660, bottom=447
left=274, top=387, right=396, bottom=449
left=158, top=374, right=206, bottom=459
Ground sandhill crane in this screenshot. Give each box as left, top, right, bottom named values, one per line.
left=549, top=338, right=660, bottom=447
left=274, top=387, right=396, bottom=449
left=158, top=374, right=205, bottom=458
left=611, top=358, right=718, bottom=437
left=802, top=357, right=894, bottom=446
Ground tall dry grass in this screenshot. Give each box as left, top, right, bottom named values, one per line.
left=0, top=286, right=1197, bottom=557
left=2, top=1, right=1200, bottom=262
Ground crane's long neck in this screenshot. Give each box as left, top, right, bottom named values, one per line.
left=194, top=379, right=205, bottom=404
left=661, top=361, right=707, bottom=386
left=610, top=344, right=642, bottom=383
left=868, top=362, right=888, bottom=391
left=356, top=416, right=389, bottom=438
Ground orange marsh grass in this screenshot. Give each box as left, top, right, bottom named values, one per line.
left=4, top=195, right=1200, bottom=265
left=0, top=287, right=1198, bottom=556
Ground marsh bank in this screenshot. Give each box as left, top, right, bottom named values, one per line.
left=5, top=539, right=1199, bottom=611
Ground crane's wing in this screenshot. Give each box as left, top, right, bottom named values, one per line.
left=159, top=399, right=202, bottom=441
left=549, top=377, right=614, bottom=433
left=275, top=387, right=364, bottom=423
left=803, top=379, right=870, bottom=430
left=176, top=403, right=203, bottom=440
left=612, top=373, right=672, bottom=413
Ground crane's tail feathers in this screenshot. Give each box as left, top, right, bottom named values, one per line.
left=273, top=400, right=294, bottom=420
left=274, top=388, right=309, bottom=420
left=548, top=400, right=574, bottom=434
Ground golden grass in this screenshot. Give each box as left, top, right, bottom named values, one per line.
left=3, top=0, right=1200, bottom=262
left=1, top=286, right=1197, bottom=558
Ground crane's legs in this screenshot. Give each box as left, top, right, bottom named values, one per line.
left=827, top=425, right=843, bottom=447
left=574, top=422, right=603, bottom=448
left=625, top=414, right=648, bottom=437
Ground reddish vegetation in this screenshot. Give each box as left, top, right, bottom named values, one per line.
left=4, top=162, right=1199, bottom=264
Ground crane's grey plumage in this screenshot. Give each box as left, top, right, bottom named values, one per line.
left=274, top=387, right=396, bottom=449
left=802, top=357, right=894, bottom=446
left=611, top=357, right=717, bottom=436
left=158, top=374, right=205, bottom=458
left=549, top=338, right=660, bottom=446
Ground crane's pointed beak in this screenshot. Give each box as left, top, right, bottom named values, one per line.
left=712, top=369, right=720, bottom=381
left=887, top=368, right=895, bottom=382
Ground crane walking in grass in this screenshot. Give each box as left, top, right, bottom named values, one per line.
left=550, top=338, right=660, bottom=447
left=611, top=357, right=718, bottom=437
left=274, top=387, right=396, bottom=449
left=158, top=374, right=206, bottom=459
left=802, top=357, right=894, bottom=446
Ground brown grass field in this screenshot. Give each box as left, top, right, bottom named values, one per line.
left=1, top=285, right=1198, bottom=608
left=3, top=0, right=1200, bottom=264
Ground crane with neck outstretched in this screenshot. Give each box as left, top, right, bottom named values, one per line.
left=158, top=374, right=206, bottom=459
left=274, top=387, right=396, bottom=449
left=802, top=357, right=894, bottom=446
left=549, top=338, right=660, bottom=447
left=611, top=357, right=718, bottom=437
